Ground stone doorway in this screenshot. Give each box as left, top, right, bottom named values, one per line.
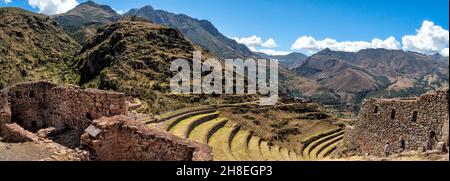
left=30, top=121, right=38, bottom=133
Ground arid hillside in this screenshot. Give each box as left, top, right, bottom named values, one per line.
left=0, top=8, right=81, bottom=89
left=53, top=1, right=121, bottom=46
left=296, top=48, right=449, bottom=105
left=76, top=19, right=241, bottom=114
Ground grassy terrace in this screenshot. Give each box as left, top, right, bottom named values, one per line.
left=168, top=112, right=219, bottom=138
left=317, top=141, right=341, bottom=160
left=248, top=136, right=264, bottom=161
left=154, top=106, right=214, bottom=122
left=152, top=104, right=332, bottom=161
left=230, top=130, right=252, bottom=161
left=270, top=145, right=284, bottom=161
left=280, top=148, right=291, bottom=161
left=188, top=118, right=228, bottom=144
left=302, top=129, right=344, bottom=160
left=260, top=141, right=276, bottom=161
left=158, top=109, right=217, bottom=130
left=309, top=135, right=344, bottom=160
left=208, top=123, right=238, bottom=161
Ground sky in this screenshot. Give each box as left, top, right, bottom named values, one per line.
left=1, top=0, right=449, bottom=56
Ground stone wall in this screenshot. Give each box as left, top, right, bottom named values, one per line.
left=1, top=123, right=37, bottom=142
left=46, top=86, right=127, bottom=132
left=0, top=81, right=127, bottom=134
left=343, top=90, right=449, bottom=156
left=81, top=115, right=212, bottom=161
left=5, top=81, right=55, bottom=132
left=1, top=123, right=89, bottom=161
left=0, top=90, right=12, bottom=135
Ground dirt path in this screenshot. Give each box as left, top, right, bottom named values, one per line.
left=0, top=141, right=51, bottom=161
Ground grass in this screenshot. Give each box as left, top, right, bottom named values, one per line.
left=155, top=106, right=212, bottom=121
left=280, top=148, right=291, bottom=161
left=219, top=103, right=338, bottom=152
left=269, top=145, right=284, bottom=161
left=248, top=136, right=264, bottom=161
left=317, top=140, right=342, bottom=160
left=230, top=129, right=252, bottom=161
left=309, top=135, right=344, bottom=160
left=188, top=118, right=228, bottom=144
left=302, top=130, right=344, bottom=160
left=208, top=123, right=238, bottom=161
left=260, top=141, right=276, bottom=161
left=160, top=109, right=217, bottom=131
left=168, top=112, right=218, bottom=138
left=289, top=151, right=300, bottom=161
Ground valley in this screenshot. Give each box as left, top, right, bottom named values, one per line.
left=0, top=1, right=448, bottom=161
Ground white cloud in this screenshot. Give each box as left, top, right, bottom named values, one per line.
left=113, top=8, right=127, bottom=15
left=402, top=20, right=449, bottom=56
left=232, top=35, right=263, bottom=47
left=2, top=0, right=12, bottom=4
left=116, top=10, right=125, bottom=15
left=28, top=0, right=79, bottom=15
left=256, top=49, right=291, bottom=56
left=291, top=20, right=449, bottom=57
left=262, top=38, right=278, bottom=48
left=372, top=36, right=401, bottom=49
left=232, top=35, right=278, bottom=48
left=291, top=36, right=401, bottom=55
left=231, top=35, right=282, bottom=55
left=441, top=48, right=449, bottom=57
left=247, top=46, right=257, bottom=52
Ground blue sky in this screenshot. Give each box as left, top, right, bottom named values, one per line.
left=1, top=0, right=449, bottom=56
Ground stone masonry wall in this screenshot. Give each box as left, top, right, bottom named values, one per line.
left=81, top=115, right=212, bottom=161
left=47, top=86, right=127, bottom=132
left=1, top=123, right=89, bottom=161
left=0, top=81, right=127, bottom=134
left=0, top=90, right=12, bottom=130
left=6, top=81, right=55, bottom=132
left=343, top=90, right=449, bottom=156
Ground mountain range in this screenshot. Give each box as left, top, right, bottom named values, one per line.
left=256, top=52, right=308, bottom=70
left=53, top=1, right=121, bottom=46
left=124, top=5, right=255, bottom=59
left=0, top=1, right=448, bottom=113
left=296, top=48, right=448, bottom=105
left=0, top=7, right=81, bottom=88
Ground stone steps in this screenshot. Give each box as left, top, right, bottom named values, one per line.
left=302, top=130, right=344, bottom=160
left=309, top=135, right=344, bottom=160
left=188, top=118, right=228, bottom=144
left=168, top=112, right=219, bottom=138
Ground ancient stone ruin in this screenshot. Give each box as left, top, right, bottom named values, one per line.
left=343, top=90, right=449, bottom=156
left=80, top=115, right=212, bottom=161
left=0, top=81, right=212, bottom=161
